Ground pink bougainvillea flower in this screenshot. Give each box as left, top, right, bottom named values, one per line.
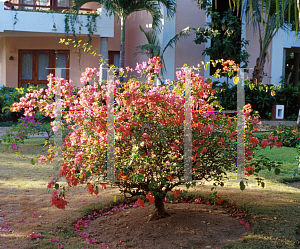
left=28, top=232, right=41, bottom=239
left=194, top=198, right=201, bottom=203
left=32, top=212, right=38, bottom=218
left=48, top=238, right=59, bottom=242
left=100, top=242, right=109, bottom=248
left=245, top=223, right=251, bottom=230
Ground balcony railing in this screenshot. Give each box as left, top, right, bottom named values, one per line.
left=4, top=0, right=96, bottom=13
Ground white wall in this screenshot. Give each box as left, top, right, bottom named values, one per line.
left=0, top=2, right=114, bottom=37
left=271, top=29, right=300, bottom=86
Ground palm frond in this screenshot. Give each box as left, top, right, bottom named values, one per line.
left=161, top=26, right=192, bottom=55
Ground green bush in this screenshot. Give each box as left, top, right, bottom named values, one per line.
left=211, top=81, right=299, bottom=120
left=267, top=124, right=300, bottom=147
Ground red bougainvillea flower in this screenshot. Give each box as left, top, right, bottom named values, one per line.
left=174, top=189, right=182, bottom=198
left=137, top=198, right=144, bottom=207
left=216, top=195, right=223, bottom=205
left=146, top=193, right=155, bottom=204
left=250, top=137, right=259, bottom=147
left=51, top=190, right=68, bottom=210
left=245, top=165, right=255, bottom=177
left=261, top=139, right=270, bottom=149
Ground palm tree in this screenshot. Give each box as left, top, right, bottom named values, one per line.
left=73, top=0, right=176, bottom=70
left=134, top=25, right=191, bottom=77
left=198, top=0, right=299, bottom=27
left=197, top=0, right=297, bottom=83
left=242, top=0, right=297, bottom=83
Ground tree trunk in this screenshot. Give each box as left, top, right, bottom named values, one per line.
left=252, top=54, right=266, bottom=84
left=149, top=195, right=170, bottom=221
left=119, top=17, right=125, bottom=83
left=293, top=53, right=299, bottom=88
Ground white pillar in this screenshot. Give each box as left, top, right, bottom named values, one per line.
left=157, top=3, right=176, bottom=81
left=204, top=0, right=212, bottom=79
left=100, top=37, right=109, bottom=81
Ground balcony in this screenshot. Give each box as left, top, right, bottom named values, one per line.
left=4, top=0, right=95, bottom=13
left=0, top=0, right=114, bottom=37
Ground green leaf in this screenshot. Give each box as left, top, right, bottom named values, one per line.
left=55, top=183, right=59, bottom=190
left=261, top=182, right=265, bottom=188
left=274, top=168, right=280, bottom=175
left=86, top=169, right=92, bottom=177
left=30, top=158, right=36, bottom=165
left=240, top=181, right=245, bottom=191
left=113, top=195, right=116, bottom=202
left=138, top=174, right=145, bottom=182
left=133, top=175, right=137, bottom=183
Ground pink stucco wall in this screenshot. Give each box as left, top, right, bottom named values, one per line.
left=108, top=10, right=154, bottom=69
left=175, top=0, right=206, bottom=76
left=3, top=35, right=101, bottom=88
left=108, top=1, right=208, bottom=79
left=125, top=11, right=152, bottom=68
left=108, top=16, right=121, bottom=52
left=245, top=23, right=272, bottom=85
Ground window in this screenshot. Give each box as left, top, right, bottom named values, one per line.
left=18, top=50, right=69, bottom=88
left=108, top=51, right=120, bottom=68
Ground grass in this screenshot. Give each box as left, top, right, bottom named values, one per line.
left=1, top=137, right=300, bottom=248
left=0, top=137, right=54, bottom=189
left=254, top=145, right=299, bottom=183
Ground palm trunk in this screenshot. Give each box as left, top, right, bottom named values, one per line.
left=119, top=17, right=125, bottom=70
left=252, top=55, right=266, bottom=84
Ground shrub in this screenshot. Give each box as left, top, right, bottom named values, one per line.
left=211, top=80, right=299, bottom=120
left=9, top=58, right=282, bottom=219
left=0, top=85, right=48, bottom=123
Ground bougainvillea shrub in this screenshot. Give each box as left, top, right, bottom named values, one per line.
left=11, top=57, right=281, bottom=218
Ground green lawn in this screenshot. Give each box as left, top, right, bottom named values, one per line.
left=254, top=145, right=300, bottom=183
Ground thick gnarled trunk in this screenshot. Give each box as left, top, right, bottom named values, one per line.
left=149, top=195, right=170, bottom=221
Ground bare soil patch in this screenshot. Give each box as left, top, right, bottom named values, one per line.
left=0, top=183, right=120, bottom=249
left=82, top=202, right=248, bottom=249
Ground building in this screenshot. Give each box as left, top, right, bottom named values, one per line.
left=0, top=0, right=113, bottom=88
left=0, top=0, right=299, bottom=88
